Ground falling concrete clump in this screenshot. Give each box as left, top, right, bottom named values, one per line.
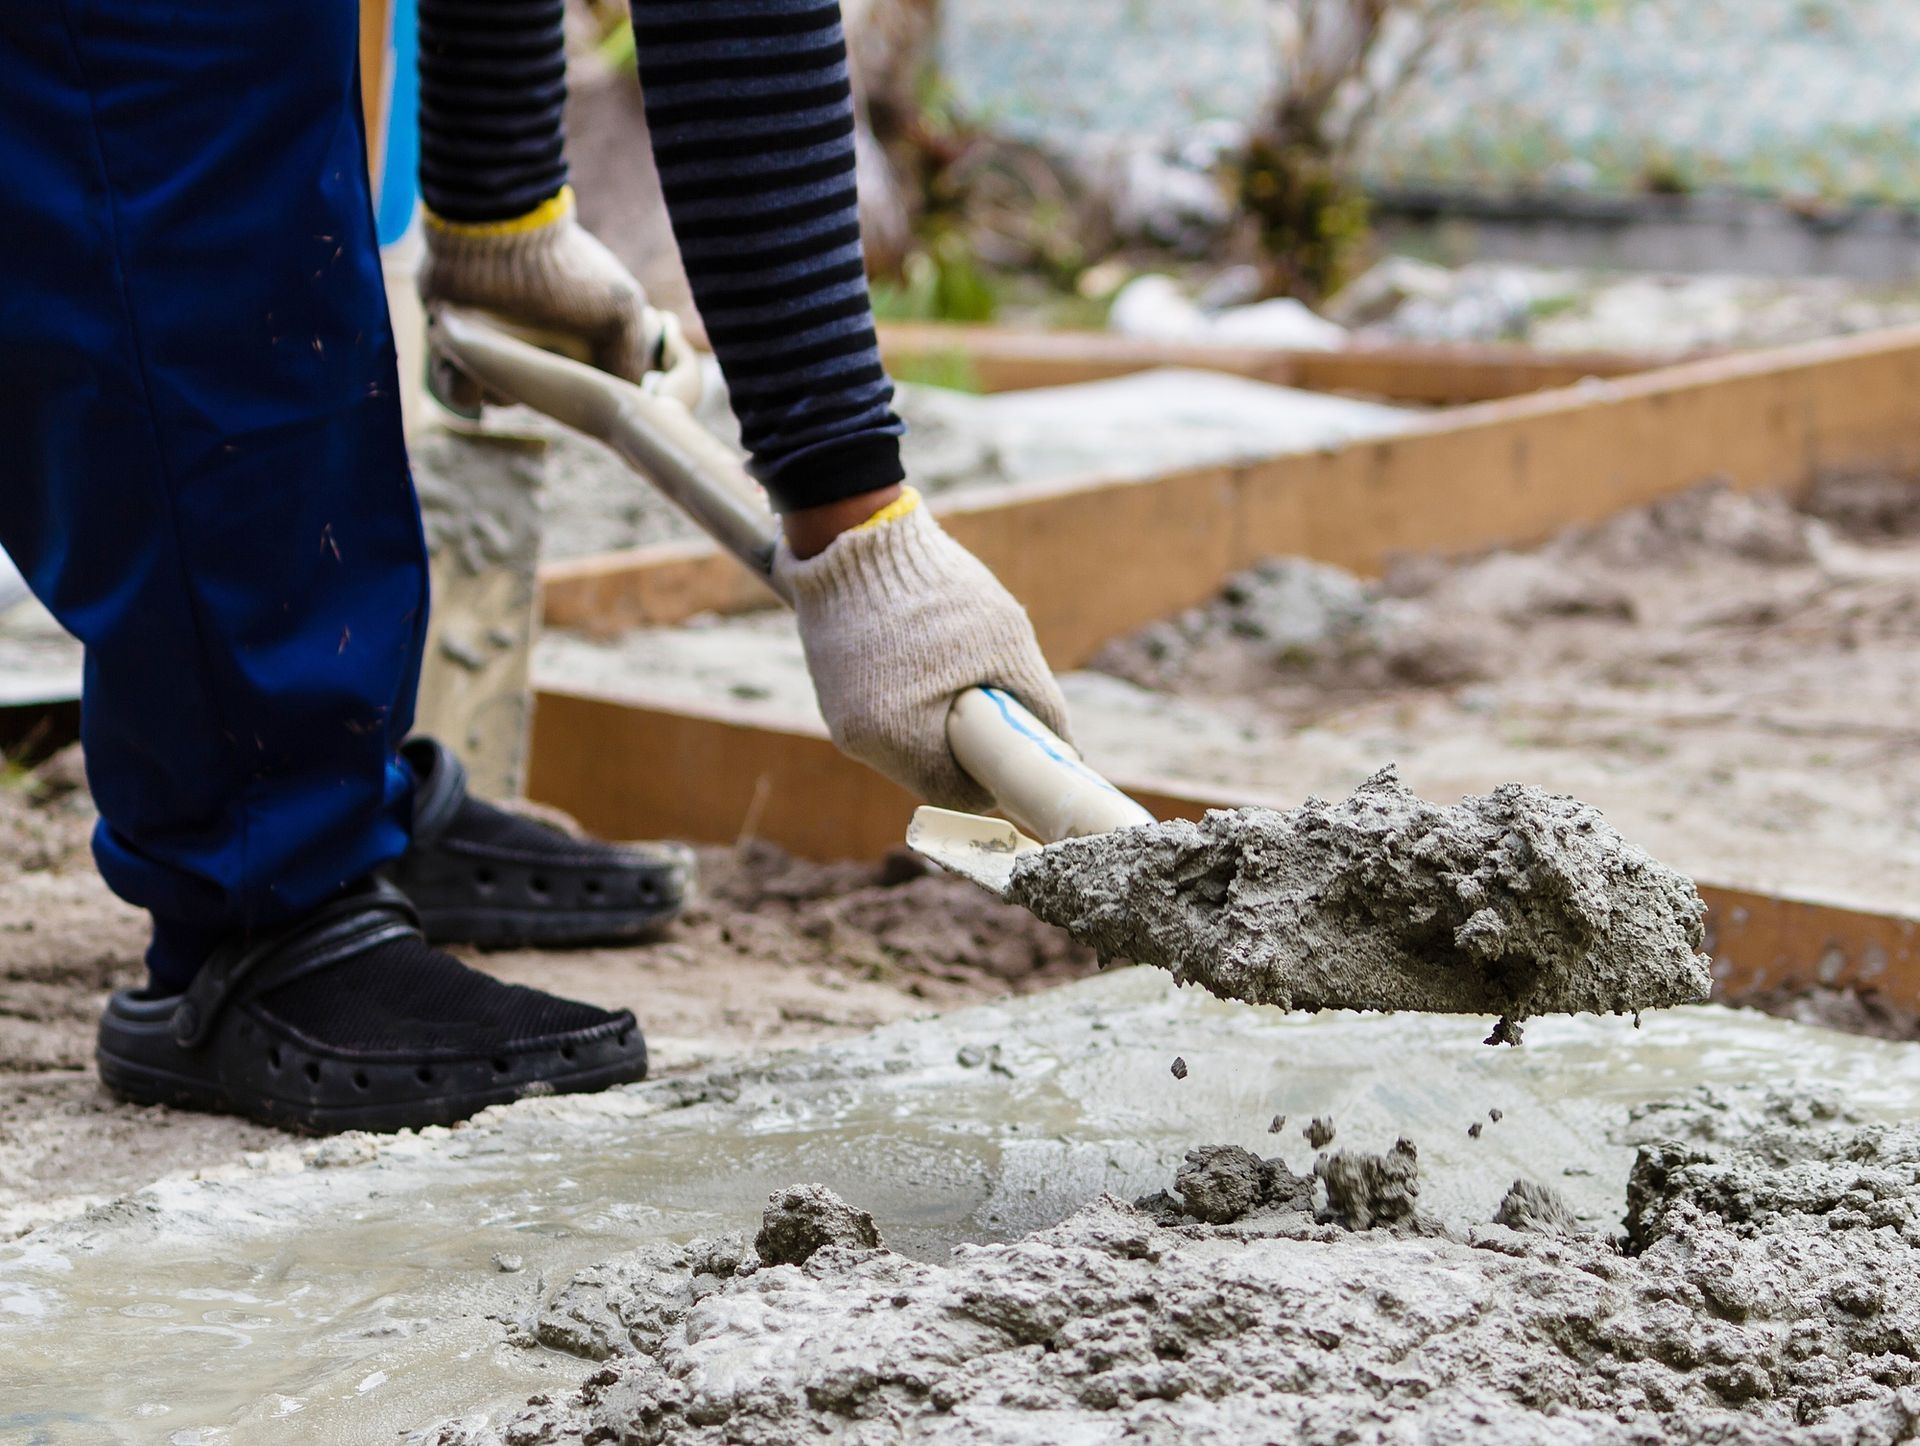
left=1303, top=1115, right=1336, bottom=1149
left=1172, top=1144, right=1269, bottom=1224
left=439, top=1095, right=1920, bottom=1445
left=1006, top=765, right=1711, bottom=1041
left=1493, top=1178, right=1585, bottom=1236
left=752, top=1183, right=883, bottom=1267
left=1315, top=1138, right=1421, bottom=1230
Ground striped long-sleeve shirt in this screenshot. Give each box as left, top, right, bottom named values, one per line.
left=417, top=0, right=905, bottom=513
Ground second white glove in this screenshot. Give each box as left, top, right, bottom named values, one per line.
left=418, top=186, right=664, bottom=383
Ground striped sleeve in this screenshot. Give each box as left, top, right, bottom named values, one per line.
left=417, top=0, right=573, bottom=223
left=417, top=0, right=905, bottom=511
left=632, top=0, right=904, bottom=511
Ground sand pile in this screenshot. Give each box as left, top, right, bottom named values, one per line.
left=1005, top=767, right=1710, bottom=1042
left=427, top=1090, right=1920, bottom=1444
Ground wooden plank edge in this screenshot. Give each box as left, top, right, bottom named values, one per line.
left=541, top=323, right=1920, bottom=654
left=540, top=536, right=774, bottom=636
left=528, top=685, right=1920, bottom=1011
left=877, top=321, right=1693, bottom=403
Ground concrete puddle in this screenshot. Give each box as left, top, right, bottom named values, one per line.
left=8, top=967, right=1920, bottom=1442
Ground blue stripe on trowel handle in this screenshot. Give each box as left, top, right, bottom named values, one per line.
left=977, top=687, right=1131, bottom=800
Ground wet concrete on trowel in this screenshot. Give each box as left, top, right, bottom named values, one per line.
left=1009, top=766, right=1711, bottom=1040
left=8, top=969, right=1920, bottom=1442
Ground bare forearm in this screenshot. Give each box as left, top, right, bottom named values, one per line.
left=782, top=484, right=903, bottom=559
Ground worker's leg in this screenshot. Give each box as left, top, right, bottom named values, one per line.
left=0, top=0, right=425, bottom=989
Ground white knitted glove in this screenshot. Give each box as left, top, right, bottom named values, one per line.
left=774, top=490, right=1073, bottom=811
left=419, top=186, right=665, bottom=383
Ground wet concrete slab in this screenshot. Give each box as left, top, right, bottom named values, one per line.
left=7, top=968, right=1920, bottom=1442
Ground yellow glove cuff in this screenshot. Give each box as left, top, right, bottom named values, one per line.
left=851, top=486, right=922, bottom=533
left=423, top=185, right=575, bottom=239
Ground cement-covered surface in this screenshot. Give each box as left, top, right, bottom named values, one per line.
left=0, top=593, right=81, bottom=709
left=436, top=1092, right=1920, bottom=1444
left=0, top=767, right=1093, bottom=1237
left=9, top=969, right=1920, bottom=1441
left=532, top=367, right=1415, bottom=562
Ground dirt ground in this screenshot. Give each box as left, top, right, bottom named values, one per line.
left=0, top=757, right=1092, bottom=1239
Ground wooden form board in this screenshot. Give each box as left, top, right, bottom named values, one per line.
left=878, top=321, right=1688, bottom=404
left=542, top=323, right=1920, bottom=661
left=358, top=0, right=393, bottom=181
left=527, top=686, right=1920, bottom=1009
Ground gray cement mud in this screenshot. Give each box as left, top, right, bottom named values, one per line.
left=428, top=1089, right=1920, bottom=1445
left=1008, top=766, right=1711, bottom=1039
left=16, top=968, right=1920, bottom=1441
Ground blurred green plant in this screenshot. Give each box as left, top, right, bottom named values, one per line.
left=1526, top=291, right=1583, bottom=321
left=884, top=348, right=985, bottom=393
left=1241, top=0, right=1610, bottom=300
left=870, top=232, right=1000, bottom=323
left=1239, top=2, right=1463, bottom=300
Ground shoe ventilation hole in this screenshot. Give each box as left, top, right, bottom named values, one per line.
left=492, top=1057, right=511, bottom=1076
left=267, top=1046, right=282, bottom=1071
left=353, top=1070, right=370, bottom=1091
left=416, top=1066, right=434, bottom=1084
left=528, top=876, right=551, bottom=897
left=303, top=1061, right=321, bottom=1084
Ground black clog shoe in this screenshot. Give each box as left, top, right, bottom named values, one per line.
left=386, top=736, right=691, bottom=949
left=95, top=881, right=648, bottom=1134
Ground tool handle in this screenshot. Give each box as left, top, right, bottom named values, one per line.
left=430, top=305, right=787, bottom=599
left=945, top=689, right=1157, bottom=841
left=426, top=306, right=1154, bottom=843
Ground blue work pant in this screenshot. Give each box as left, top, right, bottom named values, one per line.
left=0, top=1, right=429, bottom=988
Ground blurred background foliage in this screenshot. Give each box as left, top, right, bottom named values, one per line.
left=571, top=0, right=1920, bottom=323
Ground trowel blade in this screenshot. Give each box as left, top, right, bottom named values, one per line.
left=905, top=807, right=1042, bottom=899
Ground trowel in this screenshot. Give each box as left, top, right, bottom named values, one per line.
left=424, top=305, right=1157, bottom=890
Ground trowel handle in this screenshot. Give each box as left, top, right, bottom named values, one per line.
left=945, top=688, right=1157, bottom=841
left=429, top=304, right=790, bottom=600
left=426, top=305, right=1156, bottom=843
